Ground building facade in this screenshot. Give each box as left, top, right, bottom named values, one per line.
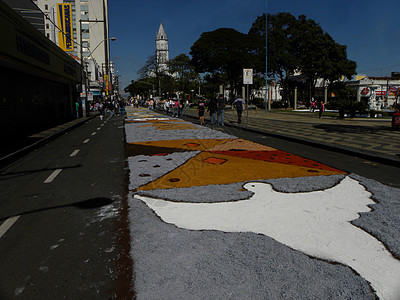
left=32, top=0, right=111, bottom=100
left=156, top=23, right=169, bottom=73
left=347, top=75, right=400, bottom=110
left=0, top=0, right=81, bottom=146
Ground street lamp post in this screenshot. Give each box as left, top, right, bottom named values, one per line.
left=79, top=15, right=115, bottom=116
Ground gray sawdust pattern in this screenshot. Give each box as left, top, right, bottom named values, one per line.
left=137, top=175, right=346, bottom=203
left=125, top=121, right=235, bottom=143
left=128, top=151, right=200, bottom=190
left=350, top=173, right=400, bottom=259
left=125, top=110, right=399, bottom=299
left=128, top=192, right=375, bottom=299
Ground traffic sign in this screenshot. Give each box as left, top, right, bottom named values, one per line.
left=243, top=69, right=253, bottom=84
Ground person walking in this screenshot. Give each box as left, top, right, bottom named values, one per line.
left=207, top=97, right=218, bottom=125
left=185, top=99, right=190, bottom=115
left=319, top=101, right=325, bottom=118
left=232, top=94, right=245, bottom=124
left=173, top=99, right=179, bottom=117
left=197, top=98, right=206, bottom=125
left=179, top=99, right=184, bottom=117
left=217, top=94, right=226, bottom=126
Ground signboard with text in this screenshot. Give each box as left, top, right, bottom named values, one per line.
left=243, top=69, right=253, bottom=84
left=57, top=3, right=74, bottom=51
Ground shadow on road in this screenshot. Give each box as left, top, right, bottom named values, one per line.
left=0, top=164, right=83, bottom=181
left=0, top=197, right=113, bottom=222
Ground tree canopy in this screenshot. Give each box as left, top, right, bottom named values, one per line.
left=266, top=13, right=357, bottom=102
left=190, top=28, right=259, bottom=96
left=127, top=12, right=356, bottom=105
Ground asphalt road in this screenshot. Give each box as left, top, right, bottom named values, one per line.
left=0, top=115, right=127, bottom=299
left=1, top=109, right=400, bottom=299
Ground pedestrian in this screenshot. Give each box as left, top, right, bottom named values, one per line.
left=165, top=99, right=170, bottom=114
left=319, top=101, right=325, bottom=118
left=310, top=98, right=316, bottom=112
left=75, top=101, right=79, bottom=118
left=184, top=99, right=190, bottom=115
left=179, top=99, right=184, bottom=117
left=207, top=97, right=218, bottom=125
left=108, top=100, right=114, bottom=117
left=232, top=94, right=245, bottom=124
left=197, top=98, right=206, bottom=125
left=173, top=99, right=179, bottom=117
left=217, top=94, right=226, bottom=126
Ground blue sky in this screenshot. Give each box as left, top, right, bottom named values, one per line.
left=109, top=0, right=400, bottom=91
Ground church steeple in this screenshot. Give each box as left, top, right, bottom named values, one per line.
left=156, top=23, right=169, bottom=73
left=156, top=23, right=168, bottom=41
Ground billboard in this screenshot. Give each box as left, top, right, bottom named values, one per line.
left=57, top=3, right=73, bottom=52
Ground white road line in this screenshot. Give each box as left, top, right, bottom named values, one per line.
left=44, top=169, right=62, bottom=183
left=70, top=150, right=80, bottom=157
left=83, top=139, right=90, bottom=143
left=91, top=132, right=97, bottom=136
left=0, top=216, right=20, bottom=239
left=97, top=127, right=101, bottom=130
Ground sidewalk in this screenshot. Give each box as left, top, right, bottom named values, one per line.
left=179, top=108, right=400, bottom=167
left=1, top=113, right=98, bottom=168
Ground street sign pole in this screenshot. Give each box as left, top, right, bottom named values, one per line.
left=243, top=68, right=253, bottom=126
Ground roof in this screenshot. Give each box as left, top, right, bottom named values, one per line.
left=156, top=23, right=167, bottom=40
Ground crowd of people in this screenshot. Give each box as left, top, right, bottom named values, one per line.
left=90, top=98, right=127, bottom=118
left=110, top=93, right=248, bottom=125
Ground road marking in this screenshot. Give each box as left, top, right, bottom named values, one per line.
left=83, top=139, right=90, bottom=143
left=0, top=216, right=20, bottom=238
left=91, top=132, right=97, bottom=136
left=44, top=169, right=62, bottom=183
left=70, top=150, right=80, bottom=157
left=97, top=127, right=101, bottom=130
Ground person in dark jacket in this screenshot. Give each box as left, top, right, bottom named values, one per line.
left=207, top=97, right=218, bottom=125
left=217, top=94, right=226, bottom=126
left=232, top=94, right=245, bottom=124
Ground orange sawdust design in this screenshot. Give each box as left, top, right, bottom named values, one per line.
left=126, top=119, right=184, bottom=123
left=136, top=152, right=345, bottom=191
left=128, top=139, right=234, bottom=152
left=208, top=150, right=343, bottom=172
left=203, top=157, right=227, bottom=165
left=207, top=138, right=276, bottom=152
left=139, top=122, right=198, bottom=130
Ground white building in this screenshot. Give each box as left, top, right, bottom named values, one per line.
left=32, top=0, right=111, bottom=99
left=347, top=75, right=400, bottom=110
left=156, top=23, right=169, bottom=73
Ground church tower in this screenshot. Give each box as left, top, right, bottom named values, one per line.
left=156, top=23, right=169, bottom=73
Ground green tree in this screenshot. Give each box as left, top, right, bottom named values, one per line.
left=124, top=79, right=155, bottom=98
left=248, top=13, right=266, bottom=75
left=293, top=15, right=356, bottom=98
left=266, top=13, right=356, bottom=105
left=168, top=54, right=198, bottom=97
left=190, top=28, right=256, bottom=97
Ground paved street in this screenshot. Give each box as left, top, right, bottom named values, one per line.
left=0, top=115, right=127, bottom=299
left=1, top=106, right=400, bottom=299
left=125, top=107, right=400, bottom=299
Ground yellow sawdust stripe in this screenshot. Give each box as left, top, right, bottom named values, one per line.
left=139, top=123, right=198, bottom=130
left=129, top=138, right=235, bottom=152
left=207, top=138, right=276, bottom=151
left=136, top=152, right=345, bottom=191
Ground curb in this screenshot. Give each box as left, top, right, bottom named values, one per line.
left=0, top=114, right=99, bottom=169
